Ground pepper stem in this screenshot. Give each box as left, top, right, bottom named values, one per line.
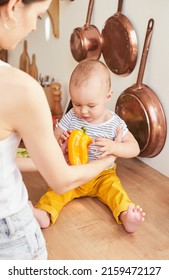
left=81, top=126, right=86, bottom=133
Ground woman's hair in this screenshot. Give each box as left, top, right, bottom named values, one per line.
left=70, top=60, right=111, bottom=91
left=0, top=0, right=44, bottom=6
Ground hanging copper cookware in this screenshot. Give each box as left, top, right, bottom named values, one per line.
left=101, top=0, right=138, bottom=76
left=115, top=19, right=167, bottom=157
left=70, top=0, right=102, bottom=62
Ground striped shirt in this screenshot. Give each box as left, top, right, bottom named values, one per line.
left=58, top=108, right=128, bottom=162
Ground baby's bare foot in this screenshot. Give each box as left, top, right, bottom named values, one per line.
left=120, top=204, right=145, bottom=233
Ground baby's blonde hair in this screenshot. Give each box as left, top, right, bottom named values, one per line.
left=69, top=60, right=111, bottom=92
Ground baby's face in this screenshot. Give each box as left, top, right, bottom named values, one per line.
left=70, top=80, right=111, bottom=124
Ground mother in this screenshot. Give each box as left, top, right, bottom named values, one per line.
left=0, top=0, right=115, bottom=259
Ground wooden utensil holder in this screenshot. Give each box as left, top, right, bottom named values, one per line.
left=44, top=83, right=63, bottom=121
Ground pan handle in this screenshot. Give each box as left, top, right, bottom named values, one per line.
left=117, top=0, right=123, bottom=13
left=136, top=18, right=154, bottom=89
left=85, top=0, right=94, bottom=27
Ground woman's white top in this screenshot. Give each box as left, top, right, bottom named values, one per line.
left=0, top=60, right=28, bottom=219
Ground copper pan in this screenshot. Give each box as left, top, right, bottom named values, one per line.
left=70, top=0, right=102, bottom=62
left=101, top=0, right=138, bottom=76
left=115, top=19, right=167, bottom=157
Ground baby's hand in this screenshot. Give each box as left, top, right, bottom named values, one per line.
left=58, top=130, right=71, bottom=154
left=93, top=127, right=123, bottom=158
left=93, top=137, right=114, bottom=158
left=60, top=130, right=71, bottom=142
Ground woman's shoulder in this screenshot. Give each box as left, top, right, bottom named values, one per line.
left=0, top=65, right=34, bottom=84
left=0, top=66, right=47, bottom=121
left=1, top=66, right=44, bottom=99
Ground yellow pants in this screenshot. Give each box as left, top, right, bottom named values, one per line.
left=35, top=164, right=134, bottom=225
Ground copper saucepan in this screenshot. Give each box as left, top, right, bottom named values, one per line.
left=115, top=19, right=167, bottom=157
left=101, top=0, right=138, bottom=76
left=70, top=0, right=102, bottom=62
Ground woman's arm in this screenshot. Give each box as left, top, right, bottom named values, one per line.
left=16, top=157, right=38, bottom=172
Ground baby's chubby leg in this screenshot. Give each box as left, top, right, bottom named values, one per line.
left=120, top=204, right=145, bottom=233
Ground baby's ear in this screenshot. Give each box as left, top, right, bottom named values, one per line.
left=106, top=90, right=112, bottom=100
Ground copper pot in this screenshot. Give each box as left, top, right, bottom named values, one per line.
left=70, top=0, right=102, bottom=62
left=101, top=0, right=138, bottom=76
left=115, top=19, right=167, bottom=157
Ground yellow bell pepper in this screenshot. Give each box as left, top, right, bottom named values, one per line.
left=68, top=127, right=92, bottom=165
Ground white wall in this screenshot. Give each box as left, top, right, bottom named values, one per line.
left=9, top=0, right=169, bottom=177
